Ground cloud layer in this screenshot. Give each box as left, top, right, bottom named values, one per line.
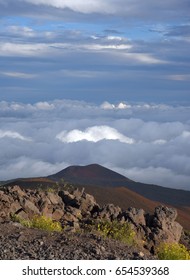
left=1, top=1, right=189, bottom=20
left=0, top=99, right=190, bottom=191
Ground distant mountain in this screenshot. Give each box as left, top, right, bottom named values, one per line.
left=48, top=163, right=132, bottom=187
left=48, top=164, right=190, bottom=207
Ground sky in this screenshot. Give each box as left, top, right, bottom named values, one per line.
left=0, top=1, right=190, bottom=190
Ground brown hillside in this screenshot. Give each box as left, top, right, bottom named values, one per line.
left=80, top=185, right=158, bottom=213
left=78, top=185, right=190, bottom=230
left=48, top=164, right=190, bottom=207
left=2, top=178, right=56, bottom=189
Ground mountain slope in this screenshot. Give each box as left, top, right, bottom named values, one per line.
left=48, top=163, right=132, bottom=186
left=77, top=185, right=190, bottom=229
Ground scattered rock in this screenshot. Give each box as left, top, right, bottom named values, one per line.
left=0, top=185, right=186, bottom=260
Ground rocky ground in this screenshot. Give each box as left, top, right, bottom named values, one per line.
left=0, top=222, right=155, bottom=260
left=0, top=185, right=189, bottom=260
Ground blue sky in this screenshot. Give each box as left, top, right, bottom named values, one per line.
left=0, top=1, right=190, bottom=190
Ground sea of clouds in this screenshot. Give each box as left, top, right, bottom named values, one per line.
left=0, top=99, right=190, bottom=191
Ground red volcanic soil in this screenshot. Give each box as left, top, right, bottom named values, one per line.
left=77, top=184, right=190, bottom=230
left=80, top=185, right=158, bottom=213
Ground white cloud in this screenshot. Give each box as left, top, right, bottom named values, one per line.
left=117, top=102, right=131, bottom=109
left=89, top=43, right=132, bottom=51
left=35, top=102, right=55, bottom=110
left=0, top=42, right=49, bottom=57
left=56, top=126, right=135, bottom=144
left=1, top=71, right=37, bottom=79
left=7, top=25, right=35, bottom=37
left=124, top=53, right=167, bottom=64
left=0, top=129, right=32, bottom=141
left=182, top=131, right=190, bottom=138
left=168, top=74, right=190, bottom=81
left=100, top=102, right=115, bottom=110
left=100, top=101, right=131, bottom=110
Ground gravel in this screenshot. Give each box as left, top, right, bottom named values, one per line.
left=0, top=222, right=156, bottom=260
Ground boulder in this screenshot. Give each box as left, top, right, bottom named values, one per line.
left=0, top=191, right=11, bottom=204
left=9, top=185, right=26, bottom=197
left=47, top=192, right=62, bottom=205
left=58, top=191, right=80, bottom=208
left=52, top=209, right=64, bottom=221
left=9, top=202, right=22, bottom=215
left=40, top=202, right=54, bottom=217
left=23, top=200, right=40, bottom=216
left=16, top=210, right=29, bottom=220
left=99, top=204, right=121, bottom=220
left=124, top=207, right=146, bottom=226
left=148, top=205, right=183, bottom=245
left=79, top=193, right=98, bottom=214
left=62, top=212, right=79, bottom=224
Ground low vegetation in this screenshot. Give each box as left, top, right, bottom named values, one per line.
left=156, top=242, right=190, bottom=260
left=11, top=214, right=62, bottom=232
left=94, top=219, right=136, bottom=246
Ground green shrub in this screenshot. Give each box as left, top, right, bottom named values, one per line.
left=157, top=243, right=190, bottom=260
left=46, top=187, right=56, bottom=193
left=96, top=219, right=136, bottom=246
left=11, top=214, right=62, bottom=232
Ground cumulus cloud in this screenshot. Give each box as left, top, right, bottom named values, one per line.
left=56, top=126, right=135, bottom=144
left=0, top=99, right=190, bottom=191
left=35, top=102, right=55, bottom=110
left=101, top=101, right=132, bottom=110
